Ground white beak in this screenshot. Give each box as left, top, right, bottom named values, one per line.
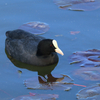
left=55, top=48, right=64, bottom=56
left=52, top=40, right=64, bottom=56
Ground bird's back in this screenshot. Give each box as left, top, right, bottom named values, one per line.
left=5, top=29, right=44, bottom=63
left=5, top=29, right=58, bottom=66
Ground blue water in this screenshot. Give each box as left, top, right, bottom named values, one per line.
left=1, top=0, right=100, bottom=100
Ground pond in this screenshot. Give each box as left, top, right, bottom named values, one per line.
left=1, top=0, right=100, bottom=100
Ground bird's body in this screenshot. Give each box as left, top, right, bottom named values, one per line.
left=5, top=29, right=59, bottom=66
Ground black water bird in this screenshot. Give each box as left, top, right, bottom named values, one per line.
left=5, top=29, right=64, bottom=66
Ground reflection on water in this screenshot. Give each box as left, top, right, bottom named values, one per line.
left=24, top=74, right=73, bottom=90
left=5, top=49, right=57, bottom=77
left=5, top=49, right=73, bottom=91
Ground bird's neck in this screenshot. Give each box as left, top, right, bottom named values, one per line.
left=36, top=49, right=53, bottom=57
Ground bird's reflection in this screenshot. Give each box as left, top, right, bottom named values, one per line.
left=5, top=49, right=66, bottom=84
left=5, top=49, right=73, bottom=90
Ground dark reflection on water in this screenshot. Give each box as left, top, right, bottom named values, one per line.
left=5, top=48, right=66, bottom=86
left=5, top=49, right=73, bottom=91
left=5, top=49, right=58, bottom=77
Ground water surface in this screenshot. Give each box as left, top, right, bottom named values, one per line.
left=0, top=0, right=100, bottom=100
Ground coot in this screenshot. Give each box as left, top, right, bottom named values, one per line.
left=5, top=29, right=64, bottom=66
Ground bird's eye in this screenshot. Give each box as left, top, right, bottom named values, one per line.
left=50, top=44, right=53, bottom=47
